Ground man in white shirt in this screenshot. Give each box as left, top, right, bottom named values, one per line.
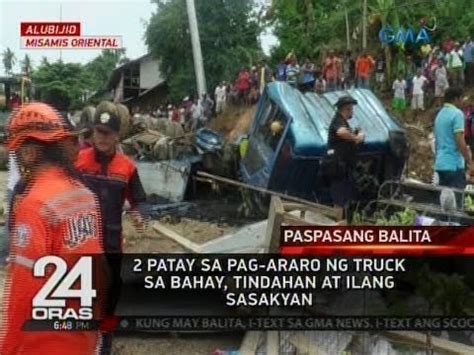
left=434, top=60, right=449, bottom=106
left=447, top=45, right=464, bottom=87
left=392, top=74, right=407, bottom=112
left=215, top=82, right=227, bottom=114
left=188, top=99, right=202, bottom=131
left=411, top=70, right=428, bottom=112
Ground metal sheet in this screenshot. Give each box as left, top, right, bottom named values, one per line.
left=136, top=160, right=190, bottom=202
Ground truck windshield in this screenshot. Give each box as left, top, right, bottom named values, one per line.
left=255, top=100, right=287, bottom=153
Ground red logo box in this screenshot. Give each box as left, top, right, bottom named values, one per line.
left=21, top=22, right=81, bottom=36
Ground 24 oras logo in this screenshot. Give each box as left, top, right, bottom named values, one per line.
left=32, top=256, right=96, bottom=320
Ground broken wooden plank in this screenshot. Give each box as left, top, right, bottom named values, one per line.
left=384, top=331, right=474, bottom=355
left=196, top=171, right=339, bottom=213
left=282, top=212, right=337, bottom=226
left=239, top=331, right=262, bottom=355
left=152, top=222, right=201, bottom=253
left=200, top=221, right=267, bottom=253
left=283, top=202, right=342, bottom=220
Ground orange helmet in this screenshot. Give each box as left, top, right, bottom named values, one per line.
left=7, top=103, right=73, bottom=150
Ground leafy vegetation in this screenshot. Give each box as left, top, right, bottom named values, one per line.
left=20, top=54, right=32, bottom=76
left=32, top=60, right=90, bottom=110
left=3, top=0, right=473, bottom=108
left=465, top=195, right=474, bottom=213
left=375, top=207, right=417, bottom=225
left=145, top=0, right=262, bottom=102
left=83, top=49, right=128, bottom=94
left=352, top=207, right=417, bottom=225
left=28, top=50, right=126, bottom=110
left=268, top=0, right=474, bottom=82
left=2, top=48, right=16, bottom=75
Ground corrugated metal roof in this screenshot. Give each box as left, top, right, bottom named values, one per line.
left=265, top=82, right=404, bottom=157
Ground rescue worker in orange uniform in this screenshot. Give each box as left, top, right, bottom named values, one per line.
left=0, top=103, right=106, bottom=355
left=75, top=104, right=146, bottom=353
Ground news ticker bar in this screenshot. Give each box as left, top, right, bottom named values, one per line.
left=23, top=316, right=474, bottom=332
left=280, top=226, right=474, bottom=255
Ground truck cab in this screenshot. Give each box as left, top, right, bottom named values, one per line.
left=240, top=82, right=407, bottom=204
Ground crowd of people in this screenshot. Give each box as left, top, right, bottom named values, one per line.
left=274, top=50, right=378, bottom=93
left=244, top=36, right=474, bottom=118
left=390, top=37, right=474, bottom=114
left=127, top=92, right=217, bottom=133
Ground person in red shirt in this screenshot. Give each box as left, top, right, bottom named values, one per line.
left=171, top=105, right=181, bottom=123
left=9, top=93, right=21, bottom=110
left=75, top=102, right=146, bottom=354
left=356, top=52, right=376, bottom=89
left=237, top=68, right=251, bottom=105
left=443, top=36, right=456, bottom=54
left=0, top=103, right=106, bottom=355
left=324, top=50, right=341, bottom=92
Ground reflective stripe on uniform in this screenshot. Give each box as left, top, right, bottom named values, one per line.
left=95, top=332, right=103, bottom=355
left=12, top=254, right=35, bottom=269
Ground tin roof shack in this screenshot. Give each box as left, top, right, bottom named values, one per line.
left=107, top=54, right=168, bottom=111
left=240, top=82, right=407, bottom=204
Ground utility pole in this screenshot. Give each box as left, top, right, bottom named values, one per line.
left=185, top=0, right=207, bottom=95
left=362, top=0, right=367, bottom=50
left=345, top=6, right=351, bottom=50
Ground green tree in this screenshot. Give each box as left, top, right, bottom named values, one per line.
left=21, top=54, right=33, bottom=76
left=84, top=49, right=127, bottom=93
left=32, top=60, right=90, bottom=110
left=269, top=0, right=360, bottom=62
left=269, top=0, right=474, bottom=67
left=2, top=48, right=16, bottom=75
left=145, top=0, right=262, bottom=101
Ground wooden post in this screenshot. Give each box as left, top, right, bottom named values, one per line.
left=335, top=206, right=344, bottom=221
left=264, top=196, right=284, bottom=253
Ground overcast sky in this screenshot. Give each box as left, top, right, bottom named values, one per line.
left=0, top=0, right=277, bottom=73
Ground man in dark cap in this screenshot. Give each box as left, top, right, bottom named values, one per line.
left=326, top=96, right=365, bottom=215
left=75, top=103, right=146, bottom=355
